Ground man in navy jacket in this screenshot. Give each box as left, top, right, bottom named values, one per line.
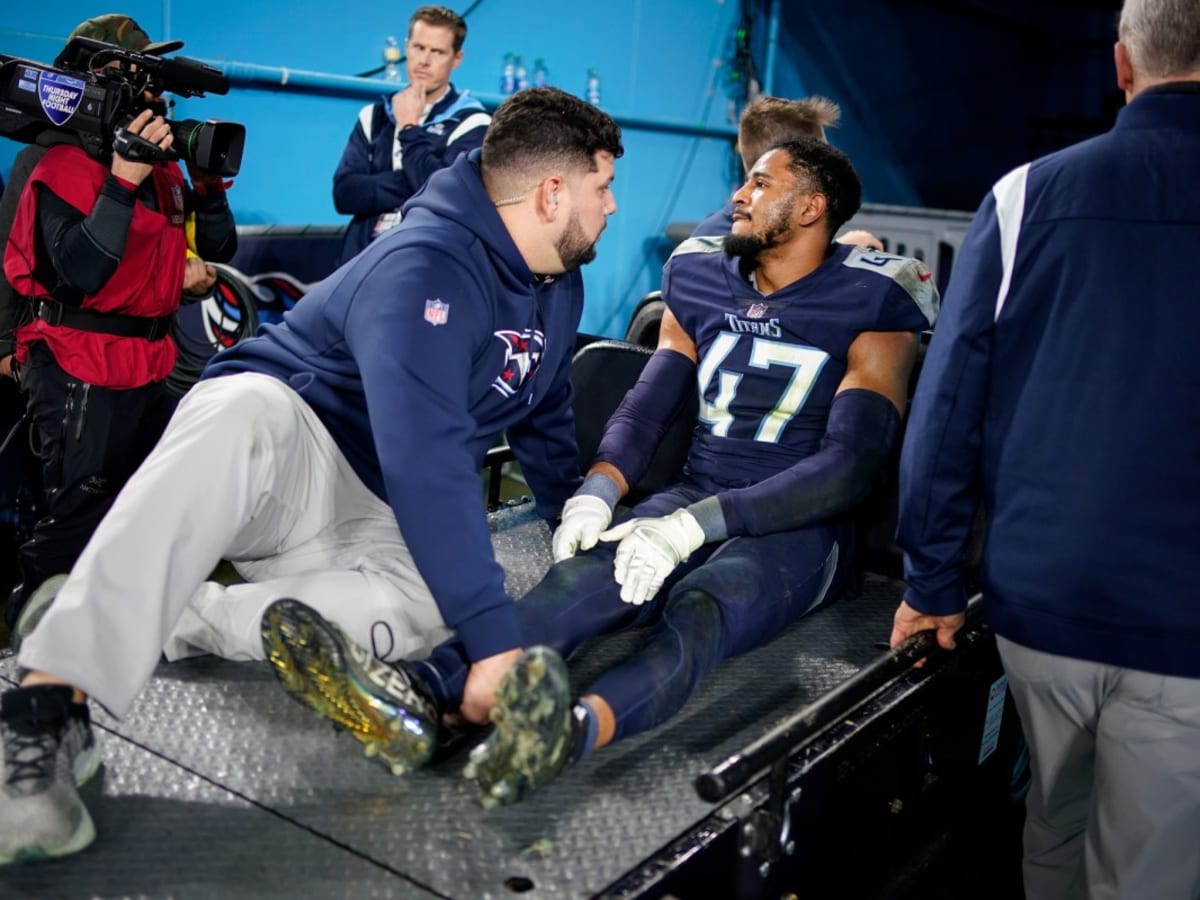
left=332, top=5, right=490, bottom=265
left=890, top=1, right=1200, bottom=897
left=0, top=87, right=621, bottom=867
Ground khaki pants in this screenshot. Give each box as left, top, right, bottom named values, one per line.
left=19, top=374, right=450, bottom=718
left=997, top=635, right=1200, bottom=900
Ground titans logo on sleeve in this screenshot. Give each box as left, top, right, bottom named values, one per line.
left=491, top=328, right=546, bottom=397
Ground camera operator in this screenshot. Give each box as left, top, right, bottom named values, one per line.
left=1, top=14, right=238, bottom=632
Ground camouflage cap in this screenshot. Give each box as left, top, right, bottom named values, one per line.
left=62, top=13, right=184, bottom=68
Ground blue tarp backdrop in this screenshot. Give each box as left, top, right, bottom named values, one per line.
left=2, top=1, right=756, bottom=337
left=1, top=1, right=1122, bottom=337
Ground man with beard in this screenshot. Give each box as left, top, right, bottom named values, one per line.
left=691, top=94, right=879, bottom=250
left=257, top=137, right=937, bottom=807
left=0, top=87, right=620, bottom=865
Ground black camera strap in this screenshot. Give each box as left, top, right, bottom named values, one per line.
left=33, top=299, right=172, bottom=341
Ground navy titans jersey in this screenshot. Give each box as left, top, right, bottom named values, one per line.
left=664, top=238, right=938, bottom=494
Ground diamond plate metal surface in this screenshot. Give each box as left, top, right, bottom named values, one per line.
left=0, top=503, right=904, bottom=898
left=0, top=716, right=442, bottom=900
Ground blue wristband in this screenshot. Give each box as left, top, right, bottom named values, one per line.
left=578, top=472, right=621, bottom=510
left=686, top=496, right=728, bottom=542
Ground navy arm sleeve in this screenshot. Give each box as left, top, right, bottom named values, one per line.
left=591, top=348, right=696, bottom=490
left=896, top=191, right=1001, bottom=616
left=342, top=246, right=520, bottom=662
left=700, top=387, right=901, bottom=539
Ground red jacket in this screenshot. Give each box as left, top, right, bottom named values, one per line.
left=4, top=144, right=187, bottom=388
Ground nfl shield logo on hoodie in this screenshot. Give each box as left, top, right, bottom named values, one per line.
left=424, top=298, right=449, bottom=326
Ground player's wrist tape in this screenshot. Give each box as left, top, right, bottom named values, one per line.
left=578, top=472, right=621, bottom=510
left=685, top=496, right=727, bottom=543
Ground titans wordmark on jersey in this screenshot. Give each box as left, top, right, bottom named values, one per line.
left=664, top=239, right=937, bottom=492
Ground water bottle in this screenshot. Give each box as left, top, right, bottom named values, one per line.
left=532, top=58, right=548, bottom=88
left=586, top=68, right=601, bottom=106
left=500, top=52, right=516, bottom=95
left=514, top=55, right=529, bottom=92
left=383, top=36, right=402, bottom=83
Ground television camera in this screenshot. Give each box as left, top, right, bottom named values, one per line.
left=0, top=36, right=245, bottom=176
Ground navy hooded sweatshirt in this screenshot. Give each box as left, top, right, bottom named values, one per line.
left=204, top=151, right=583, bottom=661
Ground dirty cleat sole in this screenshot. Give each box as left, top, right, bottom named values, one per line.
left=463, top=646, right=574, bottom=809
left=261, top=599, right=435, bottom=776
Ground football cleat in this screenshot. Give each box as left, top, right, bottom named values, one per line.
left=463, top=645, right=582, bottom=808
left=261, top=599, right=440, bottom=776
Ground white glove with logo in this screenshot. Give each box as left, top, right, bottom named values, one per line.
left=599, top=508, right=706, bottom=606
left=552, top=494, right=614, bottom=562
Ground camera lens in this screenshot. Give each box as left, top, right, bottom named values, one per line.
left=168, top=118, right=245, bottom=176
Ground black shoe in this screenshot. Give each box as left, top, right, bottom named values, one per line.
left=261, top=599, right=441, bottom=775
left=463, top=646, right=583, bottom=808
left=0, top=685, right=101, bottom=865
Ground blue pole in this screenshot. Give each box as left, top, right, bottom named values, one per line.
left=763, top=0, right=782, bottom=95
left=198, top=59, right=418, bottom=100
left=196, top=59, right=736, bottom=140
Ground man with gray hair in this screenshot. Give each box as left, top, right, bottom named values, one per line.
left=890, top=1, right=1200, bottom=897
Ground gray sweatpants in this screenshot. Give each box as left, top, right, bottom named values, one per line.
left=996, top=635, right=1200, bottom=900
left=18, top=374, right=450, bottom=718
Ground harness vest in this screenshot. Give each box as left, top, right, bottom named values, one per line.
left=4, top=144, right=187, bottom=388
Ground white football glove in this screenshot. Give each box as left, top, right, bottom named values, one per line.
left=599, top=508, right=706, bottom=605
left=552, top=494, right=614, bottom=562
